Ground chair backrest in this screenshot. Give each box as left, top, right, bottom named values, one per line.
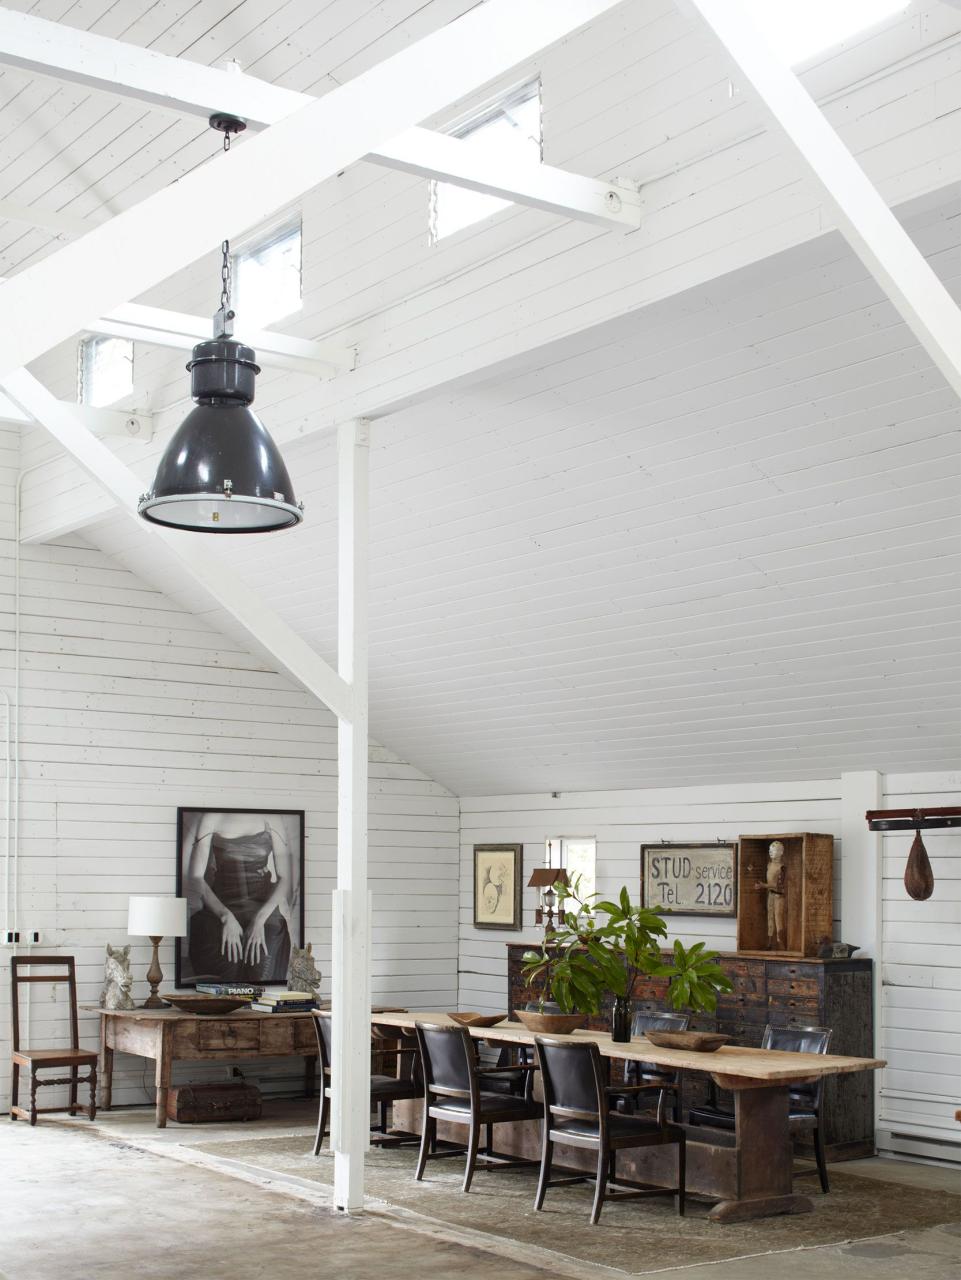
left=762, top=1023, right=832, bottom=1109
left=415, top=1023, right=476, bottom=1102
left=10, top=955, right=80, bottom=1053
left=625, top=1010, right=691, bottom=1083
left=534, top=1036, right=606, bottom=1123
left=311, top=1010, right=333, bottom=1073
left=373, top=1022, right=421, bottom=1086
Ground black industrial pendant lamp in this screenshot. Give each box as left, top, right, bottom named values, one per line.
left=138, top=115, right=303, bottom=534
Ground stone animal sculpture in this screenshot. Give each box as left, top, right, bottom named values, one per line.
left=100, top=943, right=135, bottom=1010
left=287, top=942, right=322, bottom=997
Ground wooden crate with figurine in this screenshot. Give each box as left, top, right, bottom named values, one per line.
left=736, top=832, right=834, bottom=958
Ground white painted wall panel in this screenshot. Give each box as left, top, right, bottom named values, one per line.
left=877, top=770, right=961, bottom=1162
left=458, top=779, right=843, bottom=1011
left=0, top=424, right=458, bottom=1112
left=460, top=771, right=960, bottom=1160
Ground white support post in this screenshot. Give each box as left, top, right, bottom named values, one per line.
left=684, top=0, right=961, bottom=400
left=332, top=419, right=371, bottom=1212
left=840, top=769, right=884, bottom=1125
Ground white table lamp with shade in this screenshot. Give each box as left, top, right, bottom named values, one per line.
left=127, top=895, right=188, bottom=1008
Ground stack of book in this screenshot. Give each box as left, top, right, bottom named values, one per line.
left=249, top=990, right=317, bottom=1013
left=195, top=982, right=264, bottom=1002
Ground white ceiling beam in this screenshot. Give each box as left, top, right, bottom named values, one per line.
left=91, top=304, right=346, bottom=377
left=0, top=5, right=637, bottom=234
left=684, top=0, right=961, bottom=401
left=0, top=366, right=353, bottom=722
left=0, top=391, right=151, bottom=439
left=0, top=197, right=96, bottom=237
left=369, top=128, right=639, bottom=230
left=0, top=270, right=341, bottom=376
left=0, top=0, right=627, bottom=382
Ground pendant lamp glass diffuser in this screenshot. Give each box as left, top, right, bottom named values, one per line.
left=138, top=115, right=303, bottom=534
left=138, top=336, right=303, bottom=533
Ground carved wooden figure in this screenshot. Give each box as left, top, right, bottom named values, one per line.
left=755, top=841, right=788, bottom=950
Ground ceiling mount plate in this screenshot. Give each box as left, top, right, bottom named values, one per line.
left=208, top=112, right=247, bottom=137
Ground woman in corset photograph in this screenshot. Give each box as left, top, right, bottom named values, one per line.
left=177, top=808, right=304, bottom=986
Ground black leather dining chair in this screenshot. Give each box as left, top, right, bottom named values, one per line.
left=687, top=1023, right=833, bottom=1192
left=533, top=1035, right=686, bottom=1226
left=608, top=1011, right=691, bottom=1123
left=311, top=1011, right=420, bottom=1154
left=414, top=1022, right=541, bottom=1192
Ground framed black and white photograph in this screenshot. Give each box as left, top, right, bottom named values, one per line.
left=175, top=807, right=305, bottom=987
left=473, top=843, right=523, bottom=930
left=641, top=843, right=737, bottom=917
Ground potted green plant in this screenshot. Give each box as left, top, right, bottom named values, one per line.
left=595, top=888, right=734, bottom=1046
left=648, top=939, right=734, bottom=1051
left=518, top=878, right=613, bottom=1033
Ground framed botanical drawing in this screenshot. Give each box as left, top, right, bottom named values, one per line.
left=473, top=844, right=523, bottom=930
left=175, top=807, right=305, bottom=987
left=641, top=843, right=737, bottom=917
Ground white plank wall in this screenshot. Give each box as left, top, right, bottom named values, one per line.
left=459, top=780, right=844, bottom=1009
left=0, top=430, right=459, bottom=1111
left=877, top=770, right=961, bottom=1162
left=460, top=773, right=961, bottom=1161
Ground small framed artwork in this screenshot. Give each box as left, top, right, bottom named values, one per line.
left=473, top=844, right=523, bottom=930
left=641, top=843, right=737, bottom=917
left=176, top=808, right=305, bottom=987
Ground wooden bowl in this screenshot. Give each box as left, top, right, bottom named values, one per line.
left=448, top=1012, right=506, bottom=1028
left=514, top=1008, right=587, bottom=1035
left=161, top=993, right=248, bottom=1016
left=645, top=1029, right=729, bottom=1053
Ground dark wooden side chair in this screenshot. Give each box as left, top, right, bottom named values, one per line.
left=311, top=1011, right=420, bottom=1154
left=609, top=1011, right=691, bottom=1123
left=533, top=1035, right=685, bottom=1226
left=10, top=955, right=97, bottom=1126
left=688, top=1023, right=833, bottom=1192
left=413, top=1022, right=541, bottom=1192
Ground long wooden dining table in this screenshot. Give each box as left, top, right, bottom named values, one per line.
left=372, top=1011, right=885, bottom=1223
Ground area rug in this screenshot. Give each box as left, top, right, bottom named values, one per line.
left=191, top=1135, right=961, bottom=1275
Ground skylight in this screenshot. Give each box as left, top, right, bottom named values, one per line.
left=78, top=335, right=133, bottom=408
left=740, top=0, right=910, bottom=65
left=430, top=80, right=542, bottom=243
left=233, top=221, right=302, bottom=329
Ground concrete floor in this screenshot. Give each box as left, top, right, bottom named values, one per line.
left=2, top=1104, right=959, bottom=1280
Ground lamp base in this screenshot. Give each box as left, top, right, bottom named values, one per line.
left=143, top=935, right=166, bottom=1008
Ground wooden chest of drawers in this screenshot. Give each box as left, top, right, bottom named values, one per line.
left=507, top=946, right=875, bottom=1159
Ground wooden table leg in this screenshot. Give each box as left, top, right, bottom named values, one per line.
left=99, top=1016, right=114, bottom=1111
left=154, top=1023, right=172, bottom=1129
left=708, top=1083, right=813, bottom=1223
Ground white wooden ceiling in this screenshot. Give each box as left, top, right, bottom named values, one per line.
left=80, top=192, right=961, bottom=795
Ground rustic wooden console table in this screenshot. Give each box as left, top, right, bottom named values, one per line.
left=86, top=1006, right=321, bottom=1128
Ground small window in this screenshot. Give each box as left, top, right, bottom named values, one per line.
left=78, top=336, right=133, bottom=408
left=547, top=836, right=596, bottom=901
left=430, top=80, right=541, bottom=243
left=233, top=221, right=302, bottom=328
